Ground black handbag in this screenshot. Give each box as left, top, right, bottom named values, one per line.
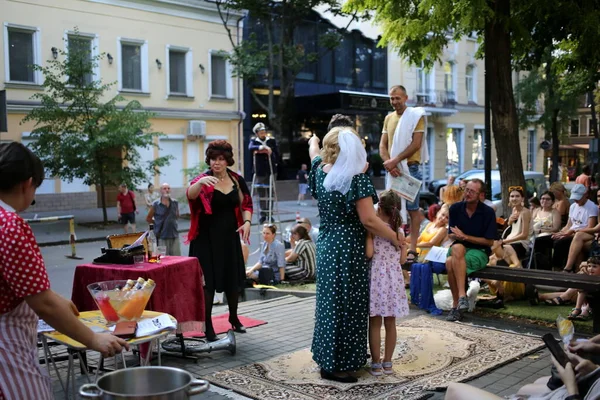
left=258, top=268, right=275, bottom=285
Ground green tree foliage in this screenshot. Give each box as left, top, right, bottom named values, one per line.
left=344, top=0, right=527, bottom=203
left=344, top=0, right=600, bottom=200
left=22, top=29, right=170, bottom=222
left=214, top=0, right=360, bottom=144
left=515, top=47, right=588, bottom=180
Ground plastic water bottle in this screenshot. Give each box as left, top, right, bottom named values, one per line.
left=147, top=224, right=158, bottom=262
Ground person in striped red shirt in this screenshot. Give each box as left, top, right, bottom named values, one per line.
left=0, top=142, right=128, bottom=400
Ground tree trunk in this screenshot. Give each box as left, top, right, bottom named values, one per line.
left=487, top=0, right=526, bottom=213
left=99, top=183, right=108, bottom=223
left=98, top=155, right=108, bottom=223
left=546, top=59, right=560, bottom=184
left=550, top=108, right=560, bottom=184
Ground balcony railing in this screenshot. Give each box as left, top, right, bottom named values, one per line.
left=414, top=90, right=436, bottom=106
left=439, top=90, right=456, bottom=107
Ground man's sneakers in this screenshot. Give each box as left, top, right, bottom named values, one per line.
left=446, top=308, right=462, bottom=322
left=446, top=296, right=470, bottom=322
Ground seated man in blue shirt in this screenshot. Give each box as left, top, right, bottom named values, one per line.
left=446, top=178, right=497, bottom=321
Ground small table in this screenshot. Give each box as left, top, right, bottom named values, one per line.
left=71, top=256, right=205, bottom=324
left=40, top=310, right=176, bottom=400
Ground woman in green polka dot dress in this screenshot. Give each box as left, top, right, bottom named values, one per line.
left=308, top=128, right=401, bottom=383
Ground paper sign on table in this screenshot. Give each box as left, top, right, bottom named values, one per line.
left=424, top=246, right=449, bottom=264
left=389, top=173, right=422, bottom=202
left=135, top=314, right=176, bottom=337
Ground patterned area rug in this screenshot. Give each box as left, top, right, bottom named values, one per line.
left=206, top=316, right=544, bottom=400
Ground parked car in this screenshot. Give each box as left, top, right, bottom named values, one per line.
left=428, top=169, right=484, bottom=197
left=418, top=190, right=439, bottom=210
left=441, top=170, right=547, bottom=217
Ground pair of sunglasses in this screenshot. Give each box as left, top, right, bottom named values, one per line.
left=508, top=185, right=523, bottom=192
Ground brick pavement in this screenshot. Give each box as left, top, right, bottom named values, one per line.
left=45, top=294, right=559, bottom=400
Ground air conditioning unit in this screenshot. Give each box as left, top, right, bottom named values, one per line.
left=188, top=120, right=206, bottom=137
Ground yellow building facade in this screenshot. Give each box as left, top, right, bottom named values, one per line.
left=1, top=0, right=243, bottom=210
left=387, top=37, right=544, bottom=183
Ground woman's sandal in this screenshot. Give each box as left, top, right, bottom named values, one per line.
left=575, top=313, right=590, bottom=321
left=544, top=297, right=568, bottom=306
left=568, top=308, right=582, bottom=320
left=404, top=250, right=419, bottom=270
left=382, top=361, right=394, bottom=375
left=369, top=362, right=383, bottom=376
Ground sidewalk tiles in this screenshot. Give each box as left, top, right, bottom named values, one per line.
left=45, top=295, right=556, bottom=400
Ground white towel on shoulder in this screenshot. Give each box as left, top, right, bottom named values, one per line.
left=385, top=107, right=428, bottom=221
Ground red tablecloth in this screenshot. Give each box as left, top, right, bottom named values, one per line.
left=71, top=256, right=204, bottom=323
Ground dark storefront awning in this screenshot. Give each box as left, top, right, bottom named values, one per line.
left=296, top=90, right=391, bottom=115
left=296, top=89, right=458, bottom=116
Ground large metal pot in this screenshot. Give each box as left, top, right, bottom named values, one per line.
left=79, top=367, right=209, bottom=399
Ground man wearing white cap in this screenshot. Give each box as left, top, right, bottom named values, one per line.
left=549, top=183, right=598, bottom=270
left=249, top=122, right=279, bottom=223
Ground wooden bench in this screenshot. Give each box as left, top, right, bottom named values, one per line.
left=470, top=266, right=600, bottom=333
left=406, top=262, right=600, bottom=332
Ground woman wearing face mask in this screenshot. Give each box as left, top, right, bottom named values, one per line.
left=0, top=143, right=128, bottom=399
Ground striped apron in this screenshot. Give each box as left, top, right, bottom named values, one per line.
left=0, top=301, right=52, bottom=400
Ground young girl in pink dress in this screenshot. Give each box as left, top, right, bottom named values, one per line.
left=366, top=190, right=409, bottom=376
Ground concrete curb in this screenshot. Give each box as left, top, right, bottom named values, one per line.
left=37, top=218, right=300, bottom=247
left=243, top=287, right=316, bottom=302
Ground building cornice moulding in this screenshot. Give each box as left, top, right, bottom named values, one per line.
left=7, top=101, right=241, bottom=121
left=86, top=0, right=245, bottom=26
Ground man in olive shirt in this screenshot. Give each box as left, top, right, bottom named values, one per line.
left=380, top=85, right=427, bottom=262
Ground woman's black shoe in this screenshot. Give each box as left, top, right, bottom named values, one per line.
left=205, top=328, right=219, bottom=342
left=320, top=369, right=358, bottom=383
left=229, top=317, right=247, bottom=333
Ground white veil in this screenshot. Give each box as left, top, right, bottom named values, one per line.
left=322, top=130, right=367, bottom=195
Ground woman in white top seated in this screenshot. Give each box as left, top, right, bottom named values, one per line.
left=491, top=186, right=532, bottom=266
left=531, top=191, right=561, bottom=236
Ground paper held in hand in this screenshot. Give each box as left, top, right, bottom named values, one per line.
left=424, top=246, right=449, bottom=264
left=389, top=173, right=422, bottom=202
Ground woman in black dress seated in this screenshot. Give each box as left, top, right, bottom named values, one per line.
left=186, top=140, right=252, bottom=342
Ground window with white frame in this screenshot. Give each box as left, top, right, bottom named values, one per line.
left=66, top=33, right=96, bottom=86
left=466, top=65, right=475, bottom=103
left=472, top=128, right=484, bottom=169
left=446, top=127, right=464, bottom=177
left=4, top=24, right=40, bottom=84
left=416, top=62, right=433, bottom=103
left=444, top=61, right=455, bottom=101
left=527, top=128, right=536, bottom=171
left=118, top=38, right=148, bottom=92
left=210, top=52, right=232, bottom=98
left=167, top=46, right=192, bottom=97
left=21, top=135, right=55, bottom=194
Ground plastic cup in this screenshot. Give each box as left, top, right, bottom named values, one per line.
left=157, top=246, right=167, bottom=261
left=133, top=255, right=145, bottom=266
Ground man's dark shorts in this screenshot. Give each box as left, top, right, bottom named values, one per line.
left=119, top=212, right=136, bottom=225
